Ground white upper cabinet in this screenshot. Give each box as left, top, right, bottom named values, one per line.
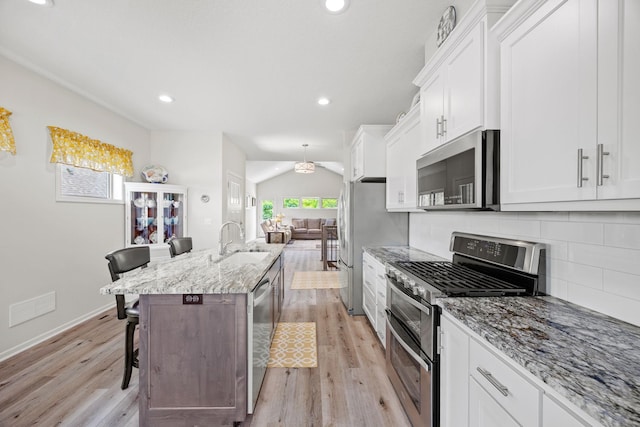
left=496, top=0, right=640, bottom=210
left=385, top=106, right=422, bottom=211
left=350, top=125, right=393, bottom=182
left=414, top=0, right=510, bottom=156
left=596, top=0, right=640, bottom=201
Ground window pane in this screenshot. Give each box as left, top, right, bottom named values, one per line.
left=112, top=174, right=124, bottom=201
left=283, top=198, right=300, bottom=208
left=322, top=198, right=337, bottom=208
left=262, top=200, right=273, bottom=219
left=302, top=197, right=319, bottom=208
left=60, top=165, right=110, bottom=199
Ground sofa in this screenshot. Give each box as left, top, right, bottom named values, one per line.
left=289, top=218, right=336, bottom=240
left=260, top=219, right=291, bottom=244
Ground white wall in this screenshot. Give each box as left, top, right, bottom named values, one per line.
left=256, top=167, right=342, bottom=233
left=149, top=131, right=223, bottom=250
left=245, top=179, right=258, bottom=241
left=0, top=56, right=151, bottom=359
left=410, top=211, right=640, bottom=327
left=222, top=134, right=247, bottom=243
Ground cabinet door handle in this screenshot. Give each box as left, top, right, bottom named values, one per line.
left=441, top=115, right=447, bottom=135
left=477, top=367, right=509, bottom=397
left=597, top=143, right=610, bottom=186
left=436, top=117, right=442, bottom=137
left=577, top=148, right=589, bottom=188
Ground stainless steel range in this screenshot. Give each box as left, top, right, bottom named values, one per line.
left=385, top=232, right=546, bottom=427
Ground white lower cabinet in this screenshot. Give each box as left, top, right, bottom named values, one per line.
left=362, top=271, right=376, bottom=327
left=440, top=312, right=600, bottom=427
left=440, top=315, right=470, bottom=427
left=469, top=338, right=540, bottom=427
left=542, top=395, right=590, bottom=427
left=469, top=377, right=520, bottom=427
left=362, top=252, right=387, bottom=347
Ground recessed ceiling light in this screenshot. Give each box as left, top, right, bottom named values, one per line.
left=324, top=0, right=348, bottom=13
left=317, top=97, right=331, bottom=106
left=28, top=0, right=54, bottom=6
left=158, top=94, right=174, bottom=103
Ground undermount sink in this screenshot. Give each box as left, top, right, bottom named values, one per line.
left=222, top=251, right=270, bottom=265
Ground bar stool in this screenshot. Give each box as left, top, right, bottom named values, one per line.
left=168, top=237, right=193, bottom=258
left=105, top=246, right=150, bottom=389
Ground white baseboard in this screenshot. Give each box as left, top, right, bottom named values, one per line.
left=0, top=302, right=114, bottom=363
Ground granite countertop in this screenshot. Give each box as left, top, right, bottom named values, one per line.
left=440, top=297, right=640, bottom=427
left=100, top=242, right=285, bottom=295
left=363, top=246, right=639, bottom=427
left=363, top=245, right=447, bottom=264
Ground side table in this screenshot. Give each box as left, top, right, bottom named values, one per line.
left=266, top=231, right=285, bottom=244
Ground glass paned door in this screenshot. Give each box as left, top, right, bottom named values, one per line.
left=130, top=191, right=159, bottom=245
left=162, top=192, right=185, bottom=242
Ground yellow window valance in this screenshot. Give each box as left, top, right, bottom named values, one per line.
left=48, top=126, right=134, bottom=177
left=0, top=107, right=17, bottom=155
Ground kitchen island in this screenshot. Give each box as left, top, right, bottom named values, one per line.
left=100, top=242, right=285, bottom=427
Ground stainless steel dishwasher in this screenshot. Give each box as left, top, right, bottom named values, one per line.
left=247, top=276, right=273, bottom=414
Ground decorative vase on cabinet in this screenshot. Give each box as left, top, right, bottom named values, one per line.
left=124, top=182, right=188, bottom=258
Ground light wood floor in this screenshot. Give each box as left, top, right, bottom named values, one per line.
left=0, top=241, right=410, bottom=427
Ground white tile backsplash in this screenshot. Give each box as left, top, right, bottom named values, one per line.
left=604, top=223, right=640, bottom=250
left=541, top=221, right=604, bottom=245
left=569, top=243, right=640, bottom=276
left=410, top=211, right=640, bottom=326
left=604, top=270, right=640, bottom=302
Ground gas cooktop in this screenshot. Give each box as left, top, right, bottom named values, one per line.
left=392, top=261, right=527, bottom=296
left=386, top=232, right=546, bottom=304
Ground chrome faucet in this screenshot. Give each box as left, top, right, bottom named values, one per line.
left=218, top=220, right=245, bottom=255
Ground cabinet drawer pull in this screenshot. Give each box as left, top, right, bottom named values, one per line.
left=597, top=143, right=610, bottom=186
left=477, top=367, right=509, bottom=397
left=577, top=148, right=589, bottom=188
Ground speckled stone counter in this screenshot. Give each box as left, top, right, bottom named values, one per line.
left=440, top=297, right=640, bottom=427
left=363, top=246, right=640, bottom=426
left=363, top=245, right=446, bottom=265
left=100, top=242, right=285, bottom=295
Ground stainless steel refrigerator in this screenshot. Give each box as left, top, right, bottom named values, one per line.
left=337, top=181, right=409, bottom=315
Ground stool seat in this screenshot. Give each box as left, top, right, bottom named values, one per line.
left=105, top=246, right=150, bottom=390
left=125, top=300, right=140, bottom=318
left=169, top=237, right=193, bottom=258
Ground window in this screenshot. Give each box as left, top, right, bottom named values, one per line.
left=262, top=200, right=274, bottom=219
left=56, top=164, right=123, bottom=203
left=282, top=196, right=338, bottom=209
left=283, top=198, right=300, bottom=208
left=322, top=198, right=338, bottom=208
left=301, top=197, right=319, bottom=208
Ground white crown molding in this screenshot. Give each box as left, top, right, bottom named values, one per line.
left=413, top=0, right=516, bottom=87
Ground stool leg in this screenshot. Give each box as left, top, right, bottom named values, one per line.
left=121, top=320, right=136, bottom=389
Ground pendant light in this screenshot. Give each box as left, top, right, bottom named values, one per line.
left=295, top=144, right=315, bottom=174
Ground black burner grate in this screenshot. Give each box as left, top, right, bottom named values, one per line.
left=395, top=261, right=527, bottom=296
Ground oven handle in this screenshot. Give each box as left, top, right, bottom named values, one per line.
left=387, top=278, right=431, bottom=316
left=386, top=310, right=430, bottom=372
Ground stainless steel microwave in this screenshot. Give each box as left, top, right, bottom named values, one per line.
left=416, top=130, right=499, bottom=210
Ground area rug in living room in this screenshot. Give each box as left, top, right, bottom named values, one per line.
left=267, top=322, right=318, bottom=368
left=291, top=271, right=341, bottom=289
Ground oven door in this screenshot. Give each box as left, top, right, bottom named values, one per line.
left=386, top=314, right=435, bottom=427
left=387, top=277, right=435, bottom=360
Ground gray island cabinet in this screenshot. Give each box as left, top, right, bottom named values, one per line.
left=100, top=243, right=285, bottom=427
